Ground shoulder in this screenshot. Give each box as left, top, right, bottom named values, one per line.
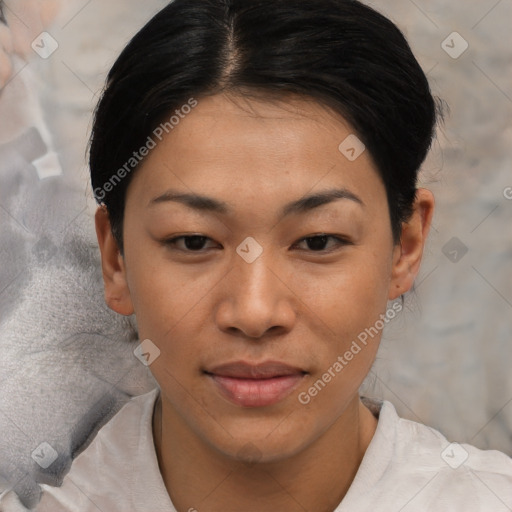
left=342, top=397, right=512, bottom=511
left=398, top=410, right=512, bottom=509
left=394, top=404, right=512, bottom=475
left=0, top=388, right=165, bottom=512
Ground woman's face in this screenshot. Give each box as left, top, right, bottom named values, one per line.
left=98, top=92, right=426, bottom=463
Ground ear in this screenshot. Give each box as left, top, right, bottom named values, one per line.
left=388, top=188, right=435, bottom=300
left=94, top=205, right=134, bottom=315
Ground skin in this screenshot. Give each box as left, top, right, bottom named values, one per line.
left=95, top=92, right=434, bottom=512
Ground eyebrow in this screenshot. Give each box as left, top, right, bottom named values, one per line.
left=148, top=187, right=364, bottom=220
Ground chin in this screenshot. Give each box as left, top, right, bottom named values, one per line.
left=202, top=420, right=314, bottom=466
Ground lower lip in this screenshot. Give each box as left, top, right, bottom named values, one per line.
left=208, top=373, right=306, bottom=407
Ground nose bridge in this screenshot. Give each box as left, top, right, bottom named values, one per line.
left=233, top=241, right=279, bottom=304
left=216, top=239, right=295, bottom=337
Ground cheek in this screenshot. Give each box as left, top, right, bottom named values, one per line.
left=296, top=254, right=392, bottom=346
left=127, top=263, right=206, bottom=342
left=293, top=256, right=391, bottom=422
left=123, top=241, right=225, bottom=381
left=123, top=241, right=182, bottom=337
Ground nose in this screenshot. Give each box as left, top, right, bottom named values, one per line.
left=215, top=251, right=297, bottom=339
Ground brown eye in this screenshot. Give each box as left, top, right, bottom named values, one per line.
left=294, top=234, right=351, bottom=253
left=163, top=235, right=218, bottom=252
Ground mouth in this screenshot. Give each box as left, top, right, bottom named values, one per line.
left=204, top=361, right=308, bottom=408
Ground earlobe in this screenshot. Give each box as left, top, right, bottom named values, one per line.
left=388, top=188, right=435, bottom=300
left=94, top=206, right=135, bottom=316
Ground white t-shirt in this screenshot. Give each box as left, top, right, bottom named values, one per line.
left=1, top=388, right=511, bottom=511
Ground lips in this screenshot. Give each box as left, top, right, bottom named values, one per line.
left=204, top=361, right=307, bottom=407
left=207, top=361, right=305, bottom=379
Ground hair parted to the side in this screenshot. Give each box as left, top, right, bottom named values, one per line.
left=89, top=0, right=446, bottom=255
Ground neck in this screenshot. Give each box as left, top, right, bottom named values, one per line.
left=153, top=393, right=377, bottom=512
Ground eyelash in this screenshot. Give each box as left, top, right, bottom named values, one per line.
left=162, top=233, right=352, bottom=254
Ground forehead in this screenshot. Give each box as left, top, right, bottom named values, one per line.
left=168, top=92, right=355, bottom=154
left=127, top=92, right=384, bottom=215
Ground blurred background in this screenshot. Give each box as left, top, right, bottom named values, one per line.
left=1, top=0, right=511, bottom=459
